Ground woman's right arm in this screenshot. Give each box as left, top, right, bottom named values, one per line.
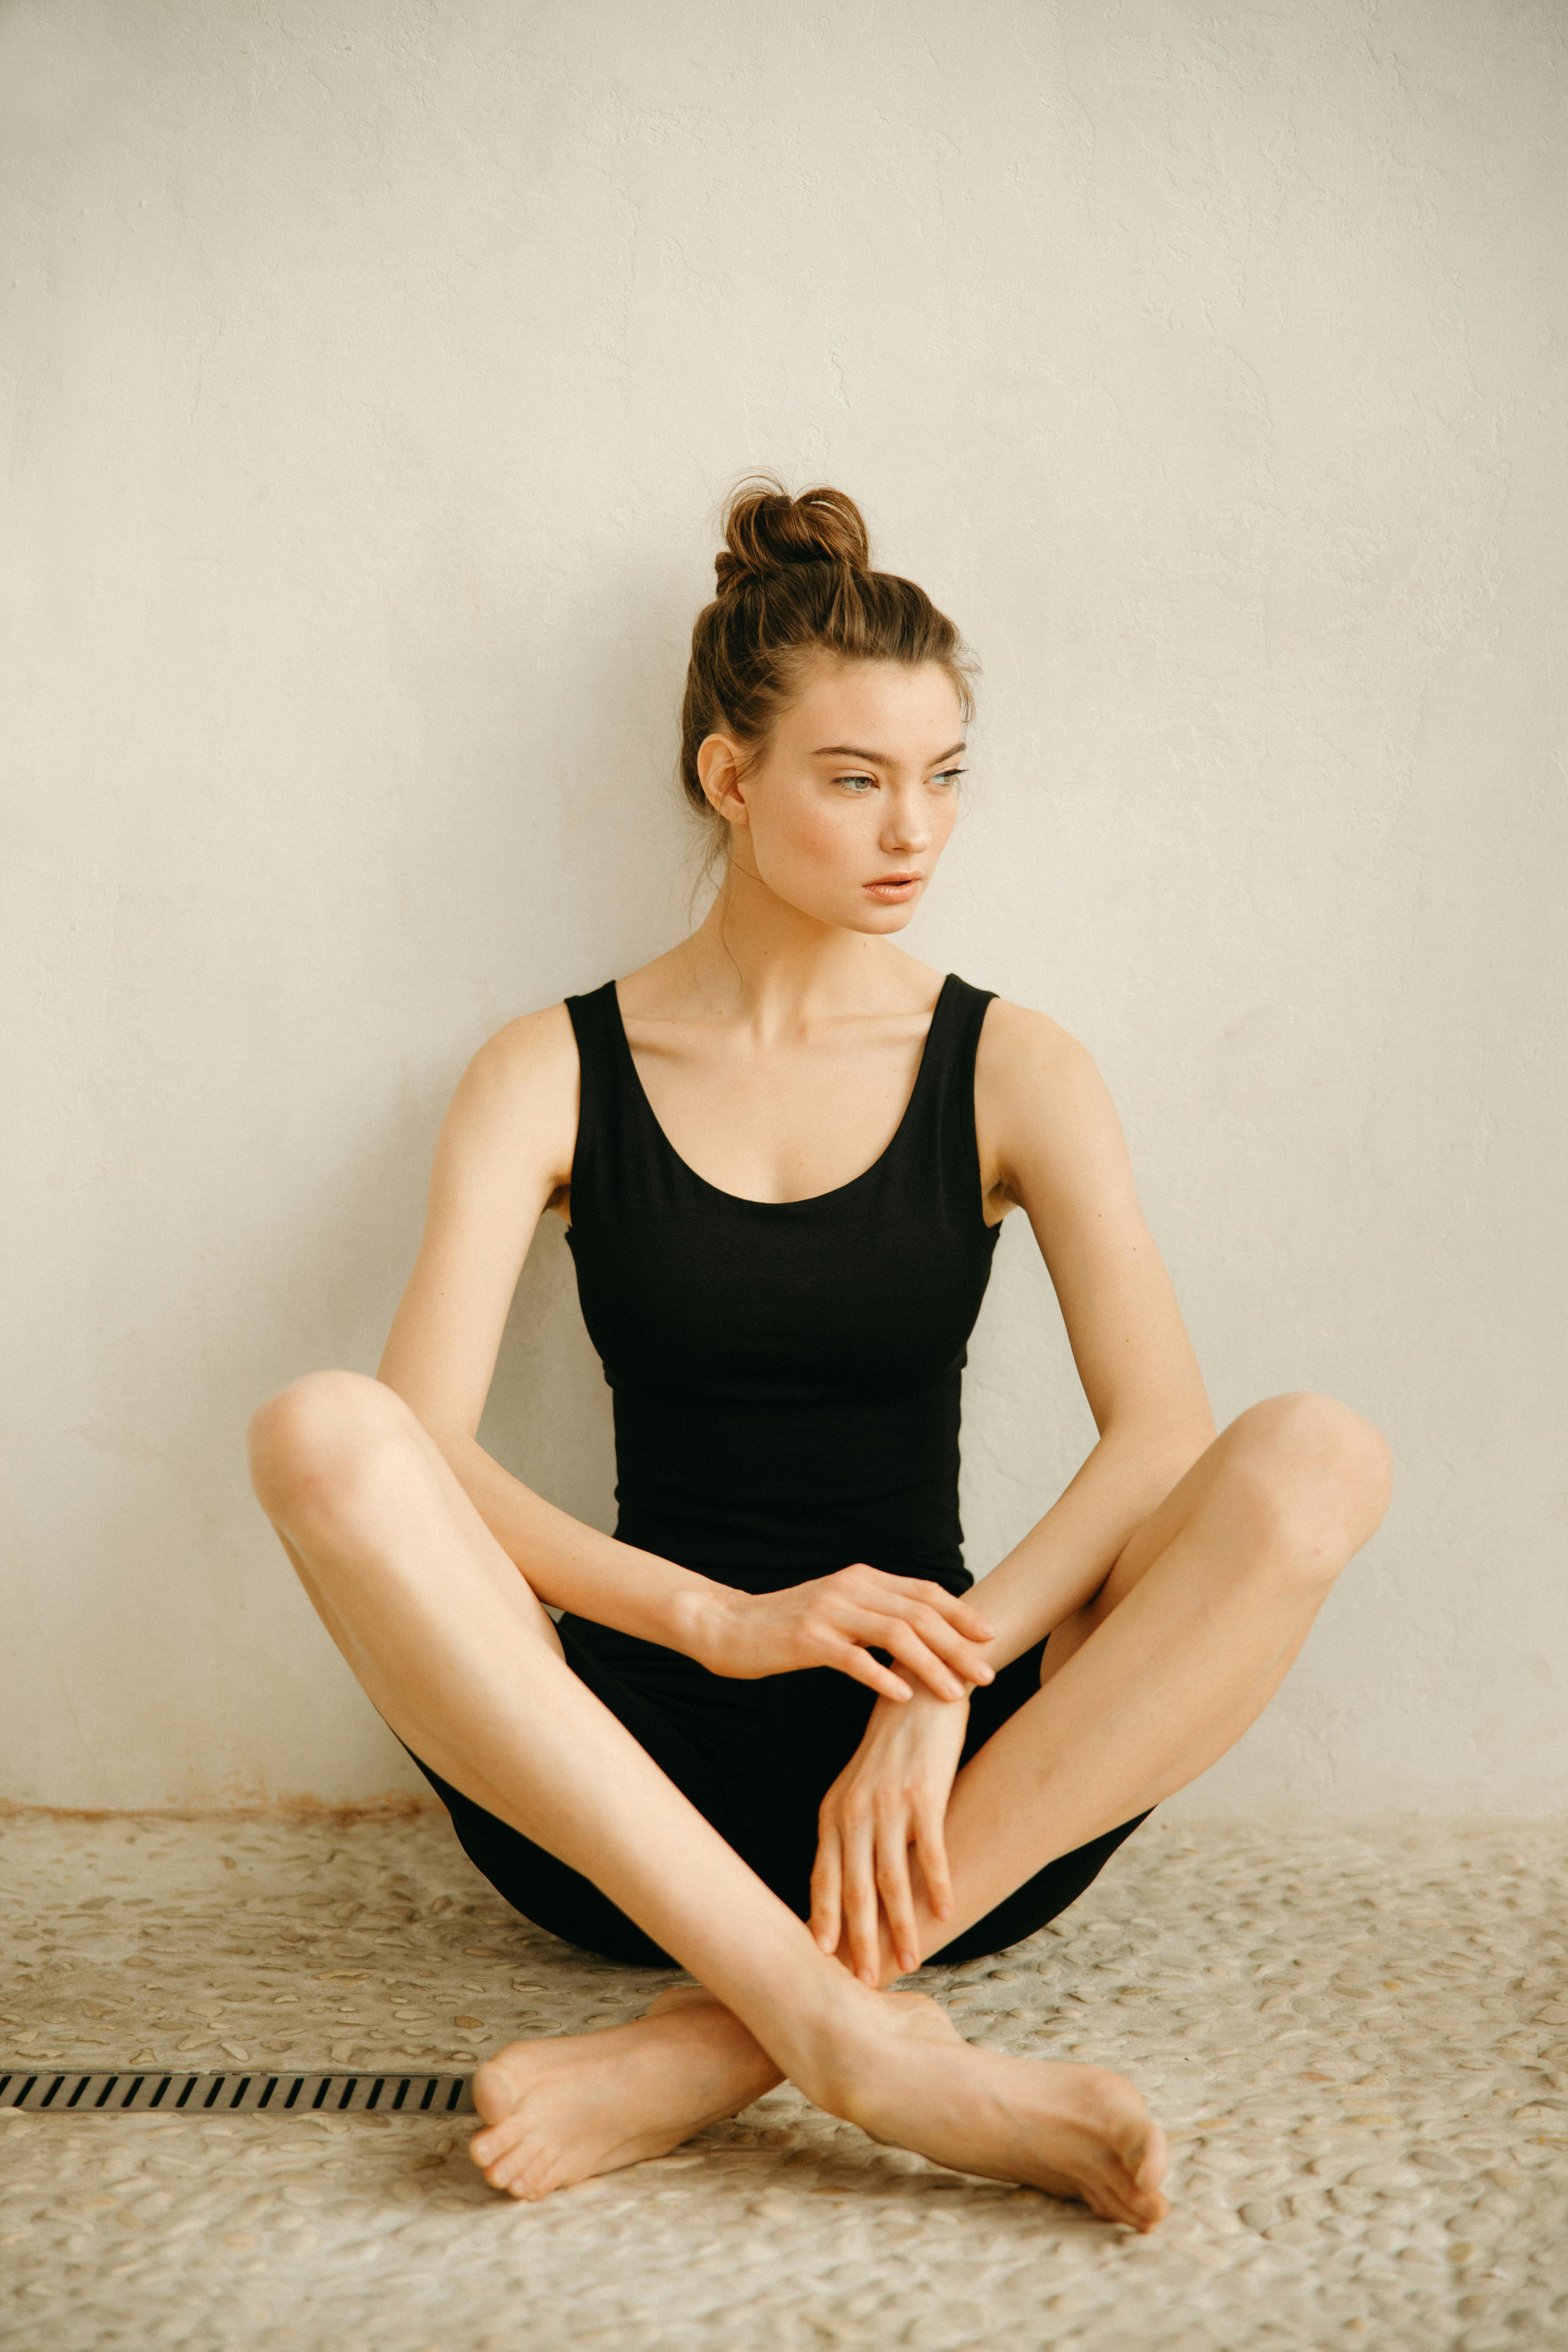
left=375, top=1007, right=993, bottom=1699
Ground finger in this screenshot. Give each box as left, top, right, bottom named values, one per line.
left=861, top=1615, right=970, bottom=1702
left=913, top=1795, right=953, bottom=1923
left=874, top=1811, right=922, bottom=1976
left=832, top=1639, right=912, bottom=1702
left=810, top=1823, right=844, bottom=1955
left=898, top=1601, right=996, bottom=1687
left=841, top=1816, right=882, bottom=1986
left=884, top=1577, right=996, bottom=1642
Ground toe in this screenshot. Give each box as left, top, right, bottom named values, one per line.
left=1084, top=2169, right=1144, bottom=2230
left=469, top=2111, right=525, bottom=2169
left=488, top=2130, right=555, bottom=2195
left=1080, top=2068, right=1167, bottom=2200
left=510, top=2155, right=555, bottom=2202
left=1132, top=2119, right=1169, bottom=2196
left=471, top=2051, right=523, bottom=2128
left=1108, top=2162, right=1169, bottom=2232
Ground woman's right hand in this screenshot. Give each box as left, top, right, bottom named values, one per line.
left=693, top=1564, right=995, bottom=1702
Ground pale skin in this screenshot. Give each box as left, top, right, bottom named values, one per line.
left=247, top=657, right=1392, bottom=2231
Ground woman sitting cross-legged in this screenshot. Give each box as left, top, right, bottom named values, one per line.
left=246, top=478, right=1392, bottom=2231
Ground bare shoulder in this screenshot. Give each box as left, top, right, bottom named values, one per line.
left=465, top=999, right=579, bottom=1091
left=441, top=1000, right=580, bottom=1195
left=975, top=995, right=1104, bottom=1107
left=974, top=996, right=1127, bottom=1214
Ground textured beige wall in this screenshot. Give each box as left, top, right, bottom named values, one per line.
left=4, top=0, right=1564, bottom=1812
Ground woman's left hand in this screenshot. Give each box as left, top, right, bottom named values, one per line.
left=809, top=1688, right=971, bottom=1983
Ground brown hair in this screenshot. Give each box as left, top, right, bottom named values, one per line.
left=679, top=478, right=975, bottom=845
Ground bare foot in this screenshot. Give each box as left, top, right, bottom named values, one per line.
left=468, top=1986, right=948, bottom=2200
left=832, top=1995, right=1169, bottom=2232
left=471, top=1984, right=1165, bottom=2228
left=468, top=1987, right=773, bottom=2198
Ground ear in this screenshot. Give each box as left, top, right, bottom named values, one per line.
left=696, top=732, right=752, bottom=830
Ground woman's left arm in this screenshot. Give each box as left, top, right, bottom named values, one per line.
left=961, top=998, right=1218, bottom=1660
left=811, top=1001, right=1218, bottom=1979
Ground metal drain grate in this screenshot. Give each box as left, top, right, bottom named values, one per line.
left=0, top=2068, right=474, bottom=2116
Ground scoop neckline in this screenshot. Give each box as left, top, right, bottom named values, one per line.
left=606, top=973, right=958, bottom=1212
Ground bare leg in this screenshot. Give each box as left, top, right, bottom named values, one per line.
left=248, top=1372, right=1168, bottom=2228
left=474, top=1393, right=1389, bottom=2189
left=867, top=1391, right=1394, bottom=1972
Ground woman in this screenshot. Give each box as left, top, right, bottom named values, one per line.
left=247, top=481, right=1391, bottom=2232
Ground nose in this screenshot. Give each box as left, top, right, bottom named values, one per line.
left=880, top=784, right=932, bottom=854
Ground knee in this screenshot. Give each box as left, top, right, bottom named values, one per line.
left=246, top=1369, right=413, bottom=1531
left=1221, top=1393, right=1392, bottom=1580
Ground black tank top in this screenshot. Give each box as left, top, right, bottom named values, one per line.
left=562, top=973, right=1001, bottom=1600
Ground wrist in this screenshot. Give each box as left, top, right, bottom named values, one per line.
left=675, top=1578, right=739, bottom=1673
left=873, top=1683, right=969, bottom=1730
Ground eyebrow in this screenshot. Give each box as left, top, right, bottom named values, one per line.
left=812, top=742, right=967, bottom=766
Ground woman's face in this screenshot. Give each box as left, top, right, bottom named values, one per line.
left=700, top=659, right=966, bottom=934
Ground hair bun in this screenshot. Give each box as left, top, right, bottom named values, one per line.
left=714, top=478, right=870, bottom=593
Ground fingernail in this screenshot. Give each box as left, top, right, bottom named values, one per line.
left=901, top=1951, right=917, bottom=1974
left=858, top=1967, right=875, bottom=1986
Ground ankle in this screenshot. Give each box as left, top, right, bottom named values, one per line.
left=779, top=1977, right=899, bottom=2123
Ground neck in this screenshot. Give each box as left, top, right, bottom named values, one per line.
left=678, top=861, right=904, bottom=1037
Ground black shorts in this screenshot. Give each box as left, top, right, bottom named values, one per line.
left=407, top=1615, right=1149, bottom=1969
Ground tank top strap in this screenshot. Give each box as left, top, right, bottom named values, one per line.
left=564, top=980, right=638, bottom=1219
left=887, top=972, right=998, bottom=1229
